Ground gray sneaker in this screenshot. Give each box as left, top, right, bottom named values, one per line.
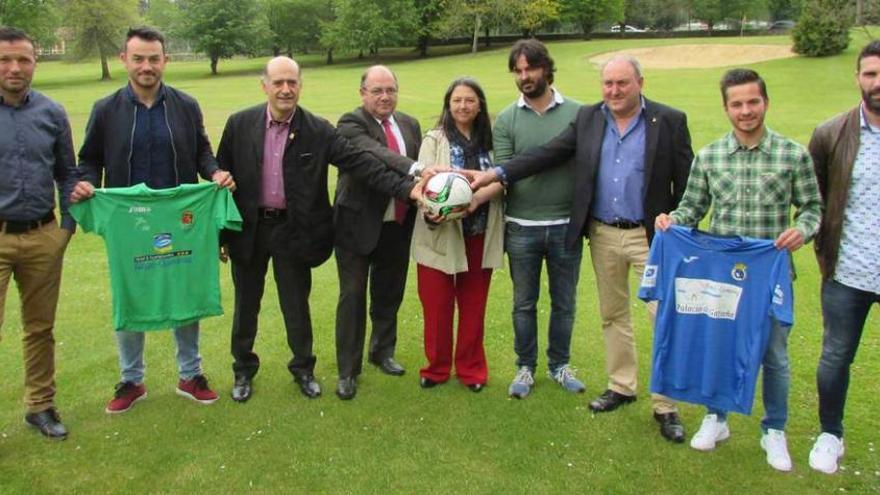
left=550, top=365, right=586, bottom=393
left=508, top=367, right=534, bottom=399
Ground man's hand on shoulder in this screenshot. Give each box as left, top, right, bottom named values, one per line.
left=70, top=181, right=95, bottom=203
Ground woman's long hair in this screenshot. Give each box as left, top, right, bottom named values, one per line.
left=435, top=77, right=493, bottom=152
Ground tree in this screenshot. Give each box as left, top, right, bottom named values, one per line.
left=518, top=0, right=561, bottom=37
left=413, top=0, right=444, bottom=57
left=0, top=0, right=61, bottom=47
left=65, top=0, right=140, bottom=80
left=320, top=0, right=414, bottom=62
left=179, top=0, right=265, bottom=75
left=264, top=0, right=332, bottom=57
left=143, top=0, right=184, bottom=38
left=792, top=0, right=852, bottom=56
left=560, top=0, right=624, bottom=37
left=767, top=0, right=803, bottom=21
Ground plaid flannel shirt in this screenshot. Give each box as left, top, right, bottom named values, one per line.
left=670, top=128, right=821, bottom=241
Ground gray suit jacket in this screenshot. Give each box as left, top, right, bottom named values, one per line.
left=334, top=107, right=422, bottom=254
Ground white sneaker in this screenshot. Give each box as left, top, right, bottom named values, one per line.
left=761, top=429, right=792, bottom=472
left=690, top=414, right=730, bottom=451
left=809, top=432, right=845, bottom=474
left=508, top=367, right=534, bottom=399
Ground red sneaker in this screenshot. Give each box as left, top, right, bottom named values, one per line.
left=106, top=382, right=147, bottom=414
left=176, top=375, right=219, bottom=404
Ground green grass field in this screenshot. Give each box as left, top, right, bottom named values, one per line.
left=1, top=33, right=879, bottom=493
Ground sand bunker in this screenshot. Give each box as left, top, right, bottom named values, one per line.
left=589, top=44, right=796, bottom=69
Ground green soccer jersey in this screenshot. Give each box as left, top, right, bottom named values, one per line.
left=71, top=183, right=242, bottom=331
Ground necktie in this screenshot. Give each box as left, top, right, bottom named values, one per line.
left=382, top=119, right=408, bottom=225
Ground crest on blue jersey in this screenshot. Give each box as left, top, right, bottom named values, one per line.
left=731, top=262, right=747, bottom=281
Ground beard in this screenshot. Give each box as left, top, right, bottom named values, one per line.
left=518, top=76, right=548, bottom=99
left=862, top=87, right=880, bottom=115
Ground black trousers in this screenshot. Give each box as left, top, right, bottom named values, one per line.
left=334, top=221, right=411, bottom=378
left=230, top=217, right=315, bottom=379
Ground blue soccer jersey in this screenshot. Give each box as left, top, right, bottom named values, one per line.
left=638, top=225, right=793, bottom=415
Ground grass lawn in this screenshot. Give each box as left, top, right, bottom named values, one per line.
left=1, top=32, right=879, bottom=493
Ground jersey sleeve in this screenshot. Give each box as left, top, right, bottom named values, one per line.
left=216, top=187, right=243, bottom=232
left=639, top=228, right=666, bottom=302
left=68, top=193, right=105, bottom=235
left=768, top=249, right=794, bottom=327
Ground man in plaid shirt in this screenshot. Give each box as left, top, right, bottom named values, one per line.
left=656, top=68, right=821, bottom=472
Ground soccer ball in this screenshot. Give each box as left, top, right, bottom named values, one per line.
left=421, top=172, right=473, bottom=220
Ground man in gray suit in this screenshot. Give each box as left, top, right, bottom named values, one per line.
left=333, top=65, right=422, bottom=399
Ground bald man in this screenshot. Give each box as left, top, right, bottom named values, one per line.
left=217, top=57, right=419, bottom=402
left=332, top=66, right=421, bottom=400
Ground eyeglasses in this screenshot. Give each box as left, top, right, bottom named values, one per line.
left=365, top=87, right=398, bottom=96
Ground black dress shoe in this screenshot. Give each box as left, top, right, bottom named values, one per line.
left=654, top=412, right=686, bottom=443
left=370, top=357, right=405, bottom=376
left=294, top=374, right=321, bottom=398
left=336, top=377, right=357, bottom=400
left=467, top=383, right=484, bottom=393
left=588, top=389, right=637, bottom=413
left=24, top=407, right=68, bottom=440
left=420, top=377, right=441, bottom=388
left=231, top=376, right=252, bottom=402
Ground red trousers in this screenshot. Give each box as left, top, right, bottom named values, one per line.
left=417, top=234, right=492, bottom=385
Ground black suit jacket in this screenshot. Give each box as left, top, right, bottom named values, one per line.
left=217, top=104, right=416, bottom=267
left=333, top=108, right=422, bottom=254
left=502, top=98, right=693, bottom=248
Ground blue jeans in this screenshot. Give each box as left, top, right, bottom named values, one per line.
left=505, top=222, right=583, bottom=372
left=116, top=322, right=202, bottom=384
left=709, top=319, right=791, bottom=431
left=817, top=279, right=879, bottom=438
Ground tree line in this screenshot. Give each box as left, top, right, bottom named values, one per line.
left=0, top=0, right=867, bottom=78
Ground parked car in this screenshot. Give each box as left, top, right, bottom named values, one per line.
left=610, top=25, right=646, bottom=33
left=769, top=20, right=796, bottom=32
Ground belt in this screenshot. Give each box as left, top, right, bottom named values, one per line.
left=595, top=218, right=643, bottom=230
left=258, top=208, right=286, bottom=219
left=0, top=211, right=56, bottom=234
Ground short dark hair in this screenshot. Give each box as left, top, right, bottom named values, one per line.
left=125, top=26, right=166, bottom=52
left=857, top=40, right=880, bottom=71
left=437, top=77, right=493, bottom=152
left=0, top=26, right=35, bottom=47
left=508, top=39, right=555, bottom=85
left=720, top=68, right=768, bottom=105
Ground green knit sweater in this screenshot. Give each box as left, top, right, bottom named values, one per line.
left=492, top=96, right=581, bottom=221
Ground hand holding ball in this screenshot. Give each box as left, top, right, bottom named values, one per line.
left=420, top=172, right=473, bottom=221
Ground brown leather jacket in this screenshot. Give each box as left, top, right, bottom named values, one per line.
left=808, top=106, right=860, bottom=280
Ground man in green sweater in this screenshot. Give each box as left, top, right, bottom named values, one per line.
left=493, top=39, right=584, bottom=399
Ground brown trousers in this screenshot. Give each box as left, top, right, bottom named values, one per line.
left=0, top=221, right=68, bottom=413
left=588, top=220, right=676, bottom=414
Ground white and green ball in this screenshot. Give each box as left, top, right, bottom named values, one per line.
left=421, top=172, right=473, bottom=220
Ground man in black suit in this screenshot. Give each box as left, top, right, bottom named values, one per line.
left=217, top=57, right=418, bottom=402
left=333, top=66, right=422, bottom=400
left=469, top=56, right=693, bottom=442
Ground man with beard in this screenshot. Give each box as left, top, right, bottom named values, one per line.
left=493, top=40, right=584, bottom=399
left=806, top=40, right=880, bottom=474
left=73, top=26, right=235, bottom=413
left=469, top=55, right=693, bottom=442
left=656, top=68, right=821, bottom=471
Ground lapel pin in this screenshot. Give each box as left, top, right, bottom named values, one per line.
left=651, top=117, right=657, bottom=123
left=289, top=131, right=296, bottom=142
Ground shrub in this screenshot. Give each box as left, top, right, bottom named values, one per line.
left=792, top=0, right=852, bottom=56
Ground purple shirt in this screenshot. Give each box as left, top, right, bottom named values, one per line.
left=261, top=107, right=292, bottom=209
